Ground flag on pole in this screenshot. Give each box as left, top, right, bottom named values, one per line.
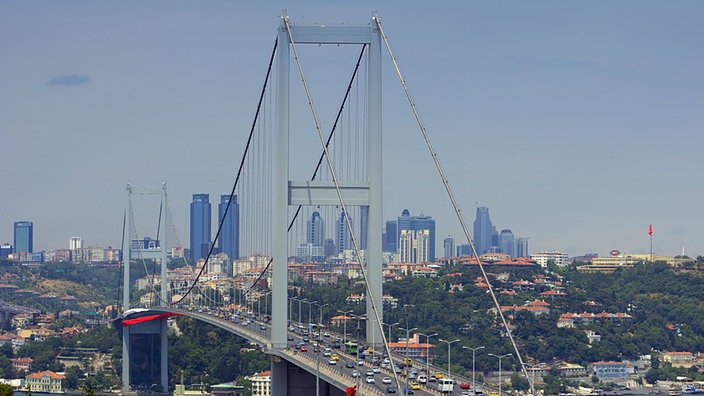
left=648, top=225, right=653, bottom=236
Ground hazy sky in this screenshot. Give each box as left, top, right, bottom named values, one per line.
left=2, top=1, right=703, bottom=258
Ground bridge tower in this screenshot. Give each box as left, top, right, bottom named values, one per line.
left=270, top=13, right=384, bottom=394
left=121, top=183, right=169, bottom=393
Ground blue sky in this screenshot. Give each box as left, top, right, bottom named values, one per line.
left=2, top=1, right=703, bottom=258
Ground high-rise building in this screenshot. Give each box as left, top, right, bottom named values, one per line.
left=0, top=244, right=12, bottom=258
left=336, top=211, right=352, bottom=254
left=399, top=229, right=430, bottom=263
left=457, top=244, right=472, bottom=256
left=306, top=211, right=324, bottom=247
left=394, top=209, right=436, bottom=262
left=69, top=237, right=83, bottom=250
left=190, top=194, right=211, bottom=261
left=384, top=220, right=398, bottom=252
left=218, top=194, right=239, bottom=260
left=443, top=236, right=455, bottom=258
left=473, top=207, right=493, bottom=255
left=516, top=238, right=529, bottom=258
left=498, top=229, right=515, bottom=257
left=14, top=221, right=33, bottom=253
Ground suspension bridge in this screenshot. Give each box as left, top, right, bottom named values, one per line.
left=118, top=13, right=531, bottom=396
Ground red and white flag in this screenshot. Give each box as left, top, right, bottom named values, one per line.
left=648, top=225, right=653, bottom=236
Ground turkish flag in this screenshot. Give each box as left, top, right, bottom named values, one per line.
left=648, top=225, right=653, bottom=236
left=345, top=385, right=356, bottom=396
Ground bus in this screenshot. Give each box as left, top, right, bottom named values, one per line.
left=437, top=378, right=454, bottom=393
left=345, top=341, right=358, bottom=355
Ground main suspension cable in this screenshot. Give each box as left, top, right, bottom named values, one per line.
left=374, top=15, right=532, bottom=389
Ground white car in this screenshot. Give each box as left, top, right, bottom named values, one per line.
left=365, top=376, right=375, bottom=384
left=328, top=359, right=337, bottom=365
left=382, top=377, right=392, bottom=384
left=372, top=367, right=381, bottom=374
left=351, top=371, right=361, bottom=378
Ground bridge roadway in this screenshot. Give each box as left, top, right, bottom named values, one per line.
left=143, top=306, right=481, bottom=395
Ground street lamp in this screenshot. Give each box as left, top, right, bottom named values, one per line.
left=382, top=322, right=400, bottom=342
left=308, top=300, right=318, bottom=326
left=399, top=327, right=418, bottom=368
left=418, top=332, right=438, bottom=379
left=337, top=309, right=353, bottom=343
left=522, top=363, right=537, bottom=396
left=314, top=302, right=328, bottom=328
left=462, top=345, right=485, bottom=392
left=489, top=353, right=512, bottom=396
left=298, top=298, right=307, bottom=326
left=439, top=338, right=460, bottom=380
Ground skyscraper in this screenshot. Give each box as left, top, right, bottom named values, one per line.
left=498, top=229, right=515, bottom=257
left=307, top=211, right=324, bottom=247
left=443, top=236, right=455, bottom=258
left=516, top=238, right=529, bottom=258
left=384, top=220, right=398, bottom=252
left=473, top=207, right=493, bottom=255
left=190, top=194, right=211, bottom=261
left=14, top=221, right=33, bottom=253
left=336, top=211, right=352, bottom=254
left=399, top=229, right=430, bottom=263
left=218, top=194, right=239, bottom=260
left=395, top=209, right=436, bottom=262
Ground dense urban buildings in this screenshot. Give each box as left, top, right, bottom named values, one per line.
left=443, top=236, right=455, bottom=258
left=190, top=194, right=211, bottom=261
left=385, top=209, right=436, bottom=262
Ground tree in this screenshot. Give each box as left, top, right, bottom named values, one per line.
left=0, top=383, right=13, bottom=396
left=510, top=372, right=530, bottom=391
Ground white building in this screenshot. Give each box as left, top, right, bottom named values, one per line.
left=399, top=229, right=430, bottom=263
left=530, top=251, right=569, bottom=268
left=249, top=370, right=271, bottom=396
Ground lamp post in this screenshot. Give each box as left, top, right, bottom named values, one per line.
left=462, top=345, right=485, bottom=392
left=439, top=338, right=460, bottom=380
left=308, top=300, right=318, bottom=326
left=489, top=353, right=512, bottom=396
left=382, top=321, right=400, bottom=342
left=522, top=363, right=537, bottom=396
left=315, top=302, right=328, bottom=328
left=419, top=332, right=438, bottom=378
left=298, top=298, right=307, bottom=326
left=337, top=309, right=353, bottom=343
left=400, top=327, right=418, bottom=368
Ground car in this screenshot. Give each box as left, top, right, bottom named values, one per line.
left=260, top=325, right=267, bottom=330
left=403, top=388, right=414, bottom=395
left=287, top=335, right=294, bottom=341
left=434, top=372, right=444, bottom=379
left=328, top=359, right=337, bottom=365
left=300, top=346, right=308, bottom=352
left=386, top=386, right=397, bottom=393
left=323, top=351, right=331, bottom=357
left=410, top=381, right=420, bottom=390
left=331, top=354, right=339, bottom=361
left=366, top=369, right=374, bottom=376
left=365, top=376, right=375, bottom=384
left=382, top=377, right=392, bottom=384
left=460, top=383, right=471, bottom=389
left=346, top=361, right=355, bottom=368
left=351, top=371, right=361, bottom=378
left=358, top=360, right=365, bottom=366
left=324, top=332, right=331, bottom=337
left=372, top=367, right=381, bottom=374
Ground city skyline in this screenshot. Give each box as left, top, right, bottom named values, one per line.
left=2, top=2, right=703, bottom=257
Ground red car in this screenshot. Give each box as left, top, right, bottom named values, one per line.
left=460, top=383, right=471, bottom=390
left=300, top=346, right=308, bottom=352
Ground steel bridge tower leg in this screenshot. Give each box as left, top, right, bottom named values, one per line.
left=366, top=13, right=384, bottom=348
left=122, top=184, right=132, bottom=393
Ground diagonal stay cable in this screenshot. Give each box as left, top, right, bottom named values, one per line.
left=242, top=44, right=368, bottom=297
left=373, top=16, right=532, bottom=388
left=282, top=16, right=400, bottom=388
